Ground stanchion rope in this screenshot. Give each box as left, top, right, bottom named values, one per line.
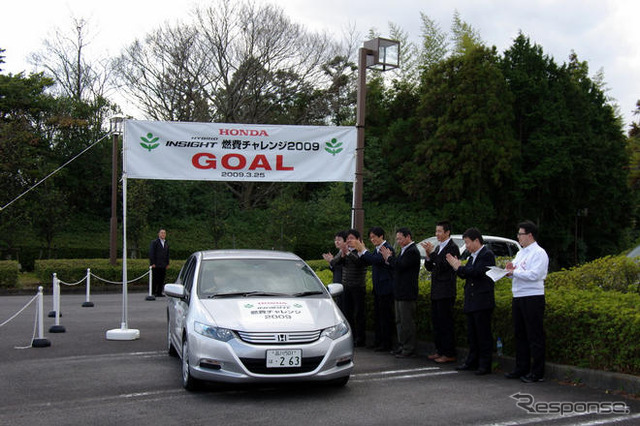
left=0, top=294, right=38, bottom=328
left=0, top=294, right=39, bottom=349
left=56, top=270, right=151, bottom=286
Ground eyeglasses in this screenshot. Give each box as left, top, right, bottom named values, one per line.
left=517, top=232, right=529, bottom=236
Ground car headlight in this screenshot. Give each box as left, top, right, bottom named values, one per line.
left=194, top=321, right=235, bottom=342
left=321, top=321, right=350, bottom=340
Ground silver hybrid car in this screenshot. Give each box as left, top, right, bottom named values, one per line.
left=164, top=250, right=354, bottom=390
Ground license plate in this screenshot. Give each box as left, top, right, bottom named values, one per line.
left=266, top=349, right=302, bottom=368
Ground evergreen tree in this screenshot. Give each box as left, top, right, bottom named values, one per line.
left=405, top=45, right=518, bottom=232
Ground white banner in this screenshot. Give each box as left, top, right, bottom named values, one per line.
left=123, top=120, right=356, bottom=182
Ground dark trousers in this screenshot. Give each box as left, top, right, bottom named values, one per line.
left=512, top=295, right=546, bottom=377
left=343, top=286, right=366, bottom=346
left=432, top=297, right=456, bottom=357
left=373, top=292, right=394, bottom=349
left=464, top=309, right=493, bottom=371
left=152, top=266, right=167, bottom=296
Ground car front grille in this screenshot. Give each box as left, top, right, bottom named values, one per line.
left=236, top=330, right=321, bottom=345
left=239, top=356, right=324, bottom=374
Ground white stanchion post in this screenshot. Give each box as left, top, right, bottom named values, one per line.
left=82, top=268, right=94, bottom=307
left=32, top=286, right=51, bottom=348
left=49, top=276, right=65, bottom=333
left=48, top=273, right=58, bottom=318
left=145, top=266, right=155, bottom=301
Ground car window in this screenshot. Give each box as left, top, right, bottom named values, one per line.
left=197, top=258, right=325, bottom=297
left=488, top=242, right=510, bottom=257
left=182, top=256, right=197, bottom=297
left=175, top=256, right=193, bottom=285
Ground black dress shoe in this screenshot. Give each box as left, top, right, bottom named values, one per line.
left=504, top=371, right=524, bottom=379
left=475, top=368, right=490, bottom=376
left=521, top=374, right=544, bottom=383
left=456, top=363, right=475, bottom=371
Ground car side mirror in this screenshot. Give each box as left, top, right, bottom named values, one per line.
left=327, top=283, right=344, bottom=297
left=164, top=283, right=185, bottom=298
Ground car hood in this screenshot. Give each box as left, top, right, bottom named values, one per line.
left=199, top=297, right=343, bottom=331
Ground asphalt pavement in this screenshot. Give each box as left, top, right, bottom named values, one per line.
left=1, top=291, right=640, bottom=425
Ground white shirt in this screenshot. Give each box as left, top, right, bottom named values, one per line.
left=469, top=245, right=485, bottom=264
left=510, top=241, right=548, bottom=297
left=438, top=238, right=451, bottom=253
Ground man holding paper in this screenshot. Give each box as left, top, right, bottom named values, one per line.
left=504, top=220, right=549, bottom=383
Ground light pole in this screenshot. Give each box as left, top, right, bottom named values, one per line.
left=109, top=116, right=124, bottom=265
left=352, top=37, right=400, bottom=236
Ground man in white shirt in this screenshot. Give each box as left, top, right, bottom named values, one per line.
left=504, top=221, right=549, bottom=383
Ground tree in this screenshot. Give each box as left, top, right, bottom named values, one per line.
left=29, top=17, right=114, bottom=102
left=501, top=34, right=631, bottom=265
left=117, top=23, right=210, bottom=122
left=404, top=45, right=518, bottom=232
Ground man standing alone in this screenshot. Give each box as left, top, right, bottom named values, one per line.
left=504, top=221, right=549, bottom=383
left=422, top=221, right=460, bottom=363
left=381, top=228, right=421, bottom=358
left=149, top=229, right=169, bottom=297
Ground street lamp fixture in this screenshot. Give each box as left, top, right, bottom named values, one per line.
left=352, top=37, right=400, bottom=236
left=363, top=37, right=401, bottom=71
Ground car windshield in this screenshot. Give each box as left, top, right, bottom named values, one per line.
left=197, top=258, right=326, bottom=298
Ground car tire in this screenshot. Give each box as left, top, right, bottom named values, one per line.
left=327, top=375, right=349, bottom=387
left=167, top=321, right=178, bottom=357
left=182, top=338, right=202, bottom=391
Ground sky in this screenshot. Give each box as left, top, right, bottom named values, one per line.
left=1, top=0, right=638, bottom=131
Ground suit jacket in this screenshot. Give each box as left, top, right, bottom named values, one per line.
left=455, top=246, right=495, bottom=313
left=149, top=238, right=170, bottom=269
left=387, top=242, right=421, bottom=301
left=360, top=242, right=395, bottom=296
left=424, top=239, right=460, bottom=300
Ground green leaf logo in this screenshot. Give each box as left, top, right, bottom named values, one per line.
left=325, top=138, right=343, bottom=156
left=140, top=133, right=160, bottom=152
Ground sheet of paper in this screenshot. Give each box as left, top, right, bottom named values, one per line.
left=486, top=266, right=509, bottom=282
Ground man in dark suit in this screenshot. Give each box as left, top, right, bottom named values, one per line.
left=355, top=227, right=395, bottom=352
left=381, top=227, right=421, bottom=358
left=422, top=221, right=460, bottom=363
left=149, top=229, right=169, bottom=297
left=446, top=228, right=496, bottom=375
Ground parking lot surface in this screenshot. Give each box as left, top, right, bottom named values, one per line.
left=1, top=292, right=639, bottom=425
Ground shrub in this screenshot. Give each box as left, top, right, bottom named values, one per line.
left=0, top=260, right=19, bottom=288
left=546, top=255, right=640, bottom=293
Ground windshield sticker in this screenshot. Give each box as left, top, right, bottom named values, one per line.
left=240, top=301, right=312, bottom=322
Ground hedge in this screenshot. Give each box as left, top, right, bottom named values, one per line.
left=314, top=259, right=640, bottom=376
left=0, top=260, right=19, bottom=288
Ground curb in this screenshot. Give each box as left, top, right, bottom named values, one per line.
left=411, top=336, right=640, bottom=395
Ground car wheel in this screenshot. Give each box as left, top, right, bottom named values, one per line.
left=181, top=338, right=201, bottom=391
left=167, top=321, right=178, bottom=357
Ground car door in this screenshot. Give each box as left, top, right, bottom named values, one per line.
left=172, top=255, right=197, bottom=350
